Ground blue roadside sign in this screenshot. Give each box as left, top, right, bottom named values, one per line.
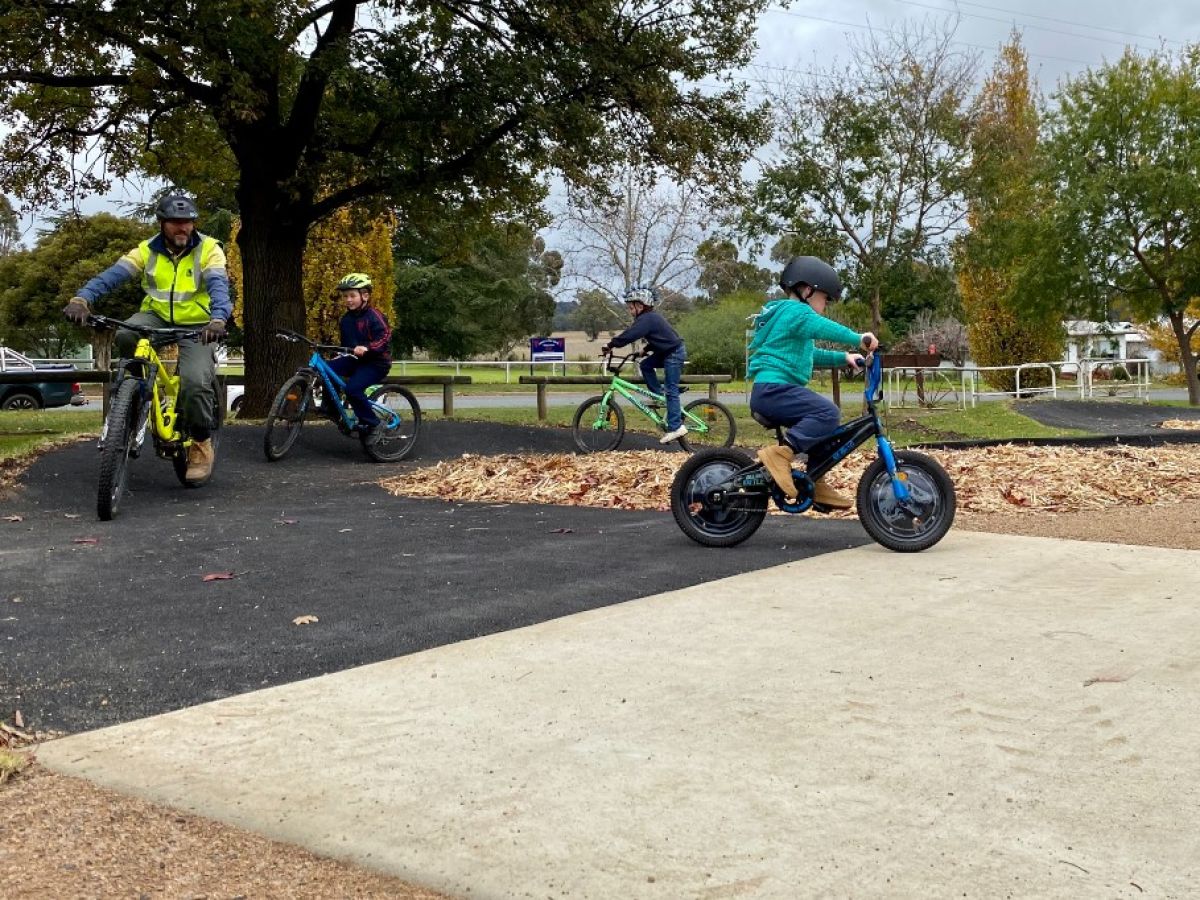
left=530, top=337, right=566, bottom=362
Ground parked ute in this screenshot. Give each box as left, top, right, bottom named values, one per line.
left=0, top=347, right=85, bottom=410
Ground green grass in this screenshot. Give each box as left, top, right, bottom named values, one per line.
left=0, top=410, right=102, bottom=459
left=427, top=397, right=1094, bottom=446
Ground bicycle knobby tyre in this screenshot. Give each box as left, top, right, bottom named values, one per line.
left=572, top=396, right=625, bottom=453
left=678, top=398, right=736, bottom=451
left=362, top=386, right=421, bottom=462
left=263, top=374, right=312, bottom=462
left=671, top=447, right=768, bottom=547
left=97, top=378, right=142, bottom=521
left=856, top=450, right=956, bottom=552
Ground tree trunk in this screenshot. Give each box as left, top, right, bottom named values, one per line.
left=1169, top=310, right=1200, bottom=406
left=237, top=212, right=309, bottom=417
left=871, top=284, right=882, bottom=334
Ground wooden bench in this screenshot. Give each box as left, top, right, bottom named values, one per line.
left=517, top=374, right=734, bottom=421
left=0, top=371, right=472, bottom=416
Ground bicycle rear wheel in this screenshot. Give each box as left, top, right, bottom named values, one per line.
left=671, top=447, right=767, bottom=547
left=362, top=386, right=422, bottom=462
left=263, top=374, right=311, bottom=462
left=97, top=378, right=142, bottom=521
left=678, top=399, right=736, bottom=451
left=572, top=396, right=625, bottom=453
left=174, top=379, right=225, bottom=487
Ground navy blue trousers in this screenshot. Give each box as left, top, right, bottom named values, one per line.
left=640, top=344, right=687, bottom=431
left=328, top=355, right=390, bottom=427
left=749, top=381, right=841, bottom=452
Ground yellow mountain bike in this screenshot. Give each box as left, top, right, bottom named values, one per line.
left=88, top=314, right=224, bottom=520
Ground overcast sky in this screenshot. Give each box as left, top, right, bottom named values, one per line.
left=10, top=1, right=1200, bottom=247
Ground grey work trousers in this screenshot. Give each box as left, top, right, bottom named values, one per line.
left=114, top=311, right=218, bottom=440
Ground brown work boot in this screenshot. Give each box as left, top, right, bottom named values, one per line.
left=185, top=438, right=215, bottom=481
left=757, top=444, right=798, bottom=499
left=812, top=476, right=852, bottom=510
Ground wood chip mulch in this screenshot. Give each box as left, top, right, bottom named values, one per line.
left=381, top=444, right=1200, bottom=515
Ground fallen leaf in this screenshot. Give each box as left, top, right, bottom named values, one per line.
left=13, top=710, right=23, bottom=728
left=63, top=513, right=80, bottom=519
left=201, top=572, right=237, bottom=582
left=338, top=528, right=352, bottom=533
left=2, top=515, right=22, bottom=523
left=276, top=518, right=297, bottom=525
left=292, top=614, right=319, bottom=625
left=72, top=537, right=100, bottom=545
left=549, top=528, right=574, bottom=534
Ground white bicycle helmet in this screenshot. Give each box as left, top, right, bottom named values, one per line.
left=623, top=284, right=659, bottom=307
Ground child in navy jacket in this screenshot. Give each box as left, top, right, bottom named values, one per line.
left=602, top=285, right=689, bottom=443
left=330, top=272, right=392, bottom=440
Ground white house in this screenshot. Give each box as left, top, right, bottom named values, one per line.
left=1062, top=320, right=1155, bottom=372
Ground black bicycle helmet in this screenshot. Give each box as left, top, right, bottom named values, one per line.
left=779, top=256, right=843, bottom=301
left=155, top=191, right=199, bottom=221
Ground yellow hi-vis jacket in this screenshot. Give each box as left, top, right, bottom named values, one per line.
left=118, top=233, right=229, bottom=325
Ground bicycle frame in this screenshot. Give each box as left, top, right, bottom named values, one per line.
left=95, top=315, right=193, bottom=451
left=278, top=331, right=389, bottom=427
left=596, top=353, right=711, bottom=434
left=729, top=353, right=913, bottom=511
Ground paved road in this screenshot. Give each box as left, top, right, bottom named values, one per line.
left=1016, top=398, right=1200, bottom=434
left=0, top=421, right=868, bottom=733
left=40, top=532, right=1200, bottom=898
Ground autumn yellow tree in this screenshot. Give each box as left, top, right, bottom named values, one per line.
left=956, top=35, right=1065, bottom=392
left=228, top=206, right=395, bottom=348
left=1142, top=298, right=1200, bottom=384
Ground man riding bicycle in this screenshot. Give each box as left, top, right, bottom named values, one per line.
left=64, top=190, right=231, bottom=481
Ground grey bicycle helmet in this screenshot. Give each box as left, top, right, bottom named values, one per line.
left=155, top=191, right=199, bottom=221
left=623, top=284, right=659, bottom=307
left=779, top=256, right=843, bottom=301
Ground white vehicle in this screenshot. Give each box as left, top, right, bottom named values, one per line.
left=226, top=383, right=245, bottom=417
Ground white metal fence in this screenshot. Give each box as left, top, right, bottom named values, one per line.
left=885, top=357, right=1153, bottom=409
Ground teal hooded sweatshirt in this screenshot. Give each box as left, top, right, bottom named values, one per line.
left=747, top=299, right=863, bottom=386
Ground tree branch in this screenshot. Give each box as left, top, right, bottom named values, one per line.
left=283, top=0, right=359, bottom=168
left=0, top=70, right=130, bottom=88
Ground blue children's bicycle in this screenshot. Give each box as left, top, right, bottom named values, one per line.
left=670, top=352, right=956, bottom=552
left=263, top=329, right=421, bottom=463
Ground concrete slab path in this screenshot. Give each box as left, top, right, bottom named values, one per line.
left=38, top=532, right=1199, bottom=899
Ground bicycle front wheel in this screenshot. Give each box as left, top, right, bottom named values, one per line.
left=97, top=378, right=142, bottom=521
left=263, top=374, right=311, bottom=462
left=571, top=396, right=625, bottom=453
left=679, top=399, right=736, bottom=451
left=856, top=450, right=956, bottom=552
left=362, top=386, right=422, bottom=462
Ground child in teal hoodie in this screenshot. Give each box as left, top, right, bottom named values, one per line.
left=749, top=256, right=878, bottom=509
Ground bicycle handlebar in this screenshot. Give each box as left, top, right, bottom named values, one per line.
left=87, top=313, right=204, bottom=340
left=274, top=329, right=353, bottom=354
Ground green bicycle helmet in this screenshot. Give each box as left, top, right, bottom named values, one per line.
left=337, top=272, right=373, bottom=292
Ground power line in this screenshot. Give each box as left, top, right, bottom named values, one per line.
left=926, top=0, right=1188, bottom=45
left=760, top=7, right=1097, bottom=67
left=893, top=0, right=1164, bottom=53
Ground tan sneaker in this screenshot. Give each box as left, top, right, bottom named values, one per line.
left=185, top=438, right=215, bottom=481
left=812, top=476, right=852, bottom=510
left=757, top=444, right=798, bottom=499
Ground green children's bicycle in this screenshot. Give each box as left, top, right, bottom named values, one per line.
left=571, top=350, right=736, bottom=453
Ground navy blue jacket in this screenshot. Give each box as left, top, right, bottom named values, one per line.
left=339, top=306, right=392, bottom=365
left=609, top=310, right=683, bottom=356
